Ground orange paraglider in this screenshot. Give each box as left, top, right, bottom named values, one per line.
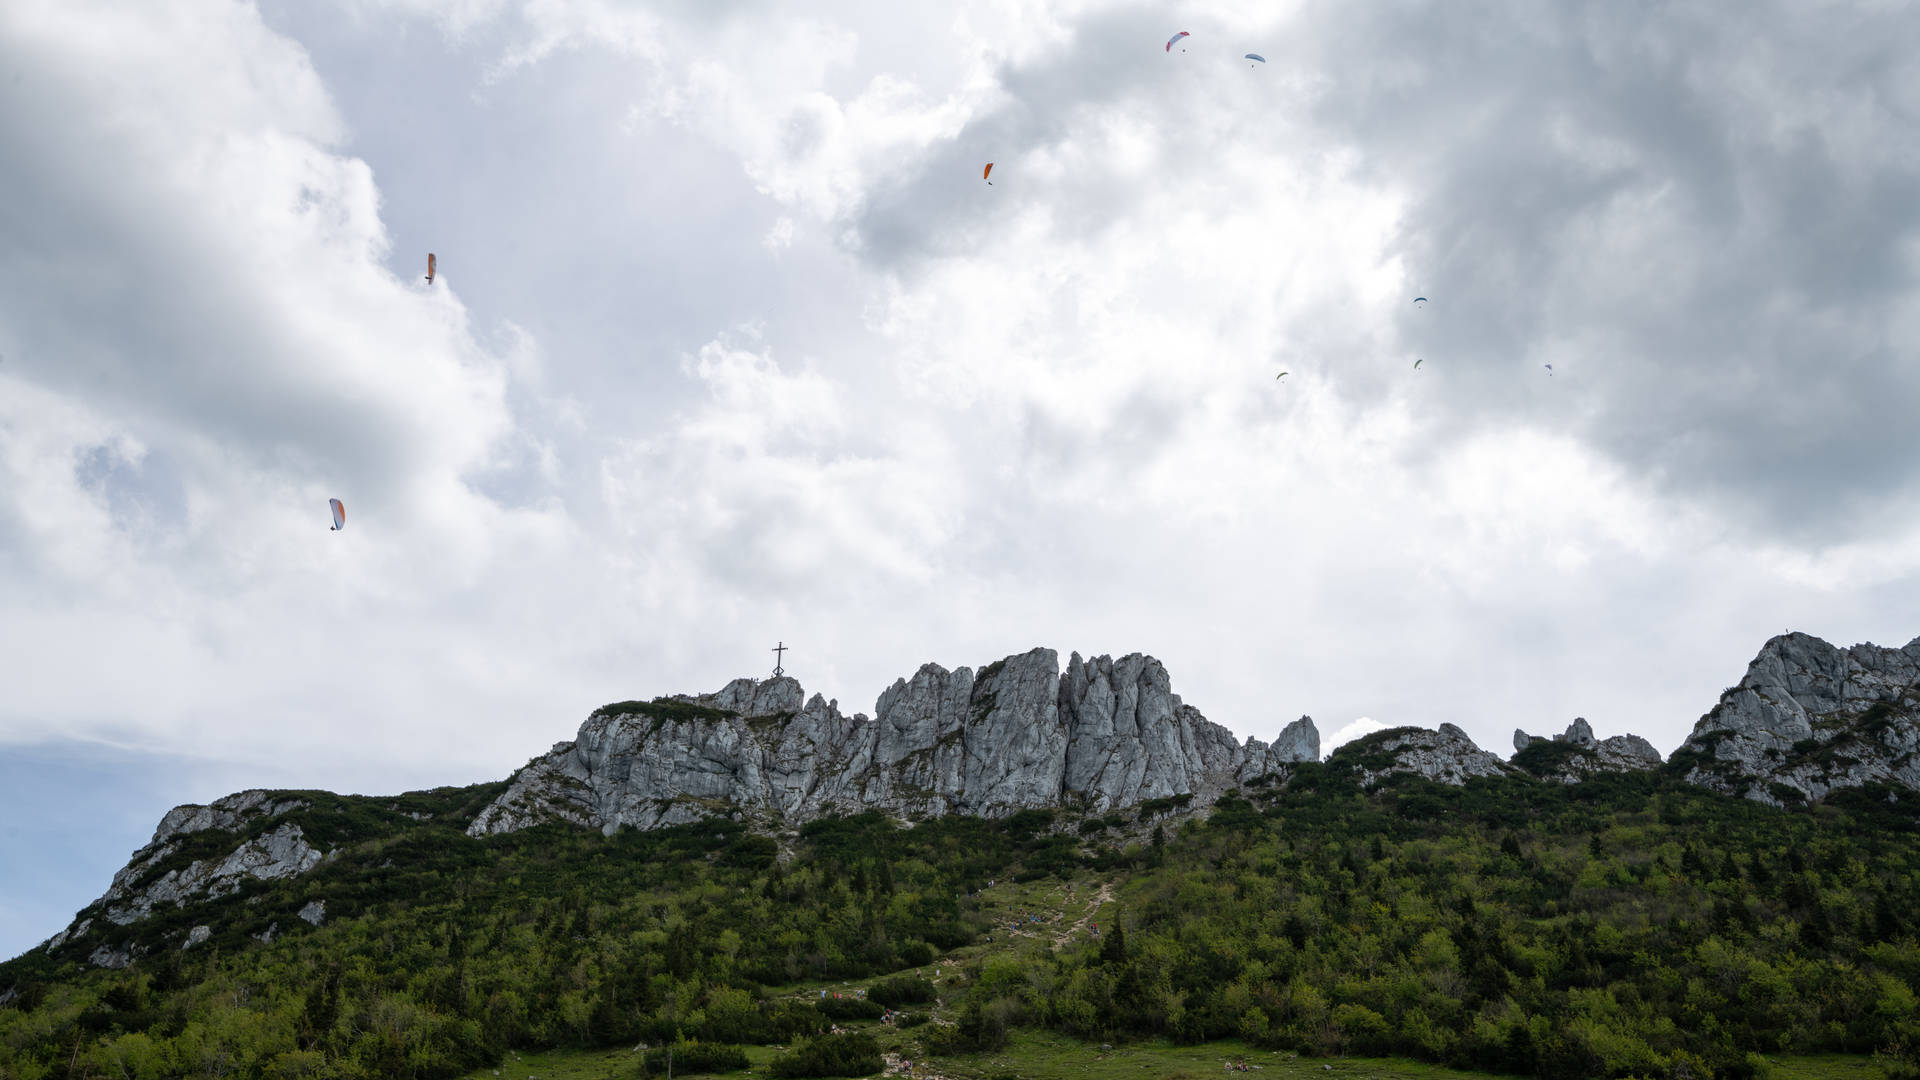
left=984, top=163, right=994, bottom=186
left=425, top=253, right=436, bottom=285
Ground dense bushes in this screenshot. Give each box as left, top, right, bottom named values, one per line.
left=6, top=765, right=1920, bottom=1080
left=641, top=1040, right=750, bottom=1077
left=768, top=1033, right=883, bottom=1078
left=867, top=976, right=936, bottom=1008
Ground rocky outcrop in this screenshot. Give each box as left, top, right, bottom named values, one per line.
left=1512, top=718, right=1663, bottom=783
left=43, top=794, right=330, bottom=959
left=97, top=822, right=326, bottom=926
left=150, top=791, right=310, bottom=845
left=468, top=648, right=1323, bottom=837
left=85, top=787, right=311, bottom=922
left=89, top=945, right=135, bottom=970
left=1272, top=717, right=1322, bottom=764
left=1675, top=632, right=1920, bottom=806
left=1336, top=724, right=1515, bottom=787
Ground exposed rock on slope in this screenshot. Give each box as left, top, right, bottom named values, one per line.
left=1334, top=724, right=1515, bottom=787
left=467, top=648, right=1323, bottom=836
left=94, top=792, right=324, bottom=926
left=1674, top=632, right=1920, bottom=806
left=1511, top=718, right=1663, bottom=782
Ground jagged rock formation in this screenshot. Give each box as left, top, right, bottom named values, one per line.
left=1335, top=724, right=1514, bottom=787
left=88, top=792, right=327, bottom=927
left=468, top=648, right=1322, bottom=836
left=1511, top=718, right=1663, bottom=783
left=1674, top=632, right=1920, bottom=806
left=89, top=945, right=134, bottom=970
left=1269, top=717, right=1321, bottom=765
left=42, top=630, right=1920, bottom=973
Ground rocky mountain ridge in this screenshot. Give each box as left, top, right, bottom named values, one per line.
left=38, top=631, right=1920, bottom=968
left=1511, top=718, right=1664, bottom=783
left=466, top=648, right=1321, bottom=836
left=1673, top=632, right=1920, bottom=806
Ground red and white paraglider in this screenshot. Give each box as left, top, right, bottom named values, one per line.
left=1166, top=30, right=1189, bottom=52
left=328, top=498, right=346, bottom=531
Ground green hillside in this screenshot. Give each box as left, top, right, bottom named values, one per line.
left=4, top=742, right=1920, bottom=1080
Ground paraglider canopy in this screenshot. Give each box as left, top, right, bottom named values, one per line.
left=1414, top=358, right=1424, bottom=369
left=1166, top=30, right=1189, bottom=52
left=983, top=162, right=994, bottom=184
left=1412, top=297, right=1427, bottom=304
left=426, top=253, right=436, bottom=285
left=329, top=498, right=346, bottom=531
left=1245, top=53, right=1266, bottom=63
left=1275, top=372, right=1287, bottom=379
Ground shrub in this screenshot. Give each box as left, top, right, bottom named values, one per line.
left=868, top=976, right=935, bottom=1008
left=641, top=1040, right=750, bottom=1077
left=816, top=996, right=884, bottom=1021
left=920, top=1000, right=1011, bottom=1054
left=763, top=999, right=826, bottom=1041
left=768, top=1033, right=883, bottom=1078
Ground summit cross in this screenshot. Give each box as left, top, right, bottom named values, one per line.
left=771, top=641, right=788, bottom=677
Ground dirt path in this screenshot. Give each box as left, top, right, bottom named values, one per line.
left=884, top=1051, right=959, bottom=1080
left=1053, top=879, right=1115, bottom=947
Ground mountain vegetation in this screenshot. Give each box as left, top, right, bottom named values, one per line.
left=5, top=736, right=1920, bottom=1080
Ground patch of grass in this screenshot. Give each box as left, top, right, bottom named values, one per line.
left=1755, top=1055, right=1892, bottom=1080
left=459, top=1043, right=790, bottom=1080
left=924, top=1030, right=1530, bottom=1080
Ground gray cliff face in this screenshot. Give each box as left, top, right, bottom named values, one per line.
left=92, top=794, right=324, bottom=928
left=1273, top=717, right=1322, bottom=764
left=1341, top=724, right=1515, bottom=787
left=1512, top=718, right=1664, bottom=783
left=1677, top=632, right=1920, bottom=806
left=99, top=822, right=327, bottom=926
left=1059, top=652, right=1242, bottom=811
left=45, top=792, right=332, bottom=963
left=468, top=648, right=1324, bottom=836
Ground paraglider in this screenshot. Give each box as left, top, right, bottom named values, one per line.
left=1245, top=53, right=1266, bottom=66
left=425, top=253, right=435, bottom=285
left=1544, top=364, right=1554, bottom=375
left=328, top=498, right=346, bottom=531
left=1275, top=372, right=1287, bottom=379
left=1414, top=358, right=1424, bottom=370
left=1167, top=31, right=1189, bottom=52
left=1412, top=297, right=1427, bottom=304
left=984, top=162, right=994, bottom=186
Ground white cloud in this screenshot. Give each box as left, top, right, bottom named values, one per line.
left=1323, top=717, right=1385, bottom=756
left=6, top=0, right=1919, bottom=833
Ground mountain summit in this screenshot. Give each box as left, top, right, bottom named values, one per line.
left=1672, top=631, right=1920, bottom=805
left=467, top=648, right=1320, bottom=836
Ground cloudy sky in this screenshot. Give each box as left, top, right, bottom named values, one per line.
left=4, top=0, right=1919, bottom=960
